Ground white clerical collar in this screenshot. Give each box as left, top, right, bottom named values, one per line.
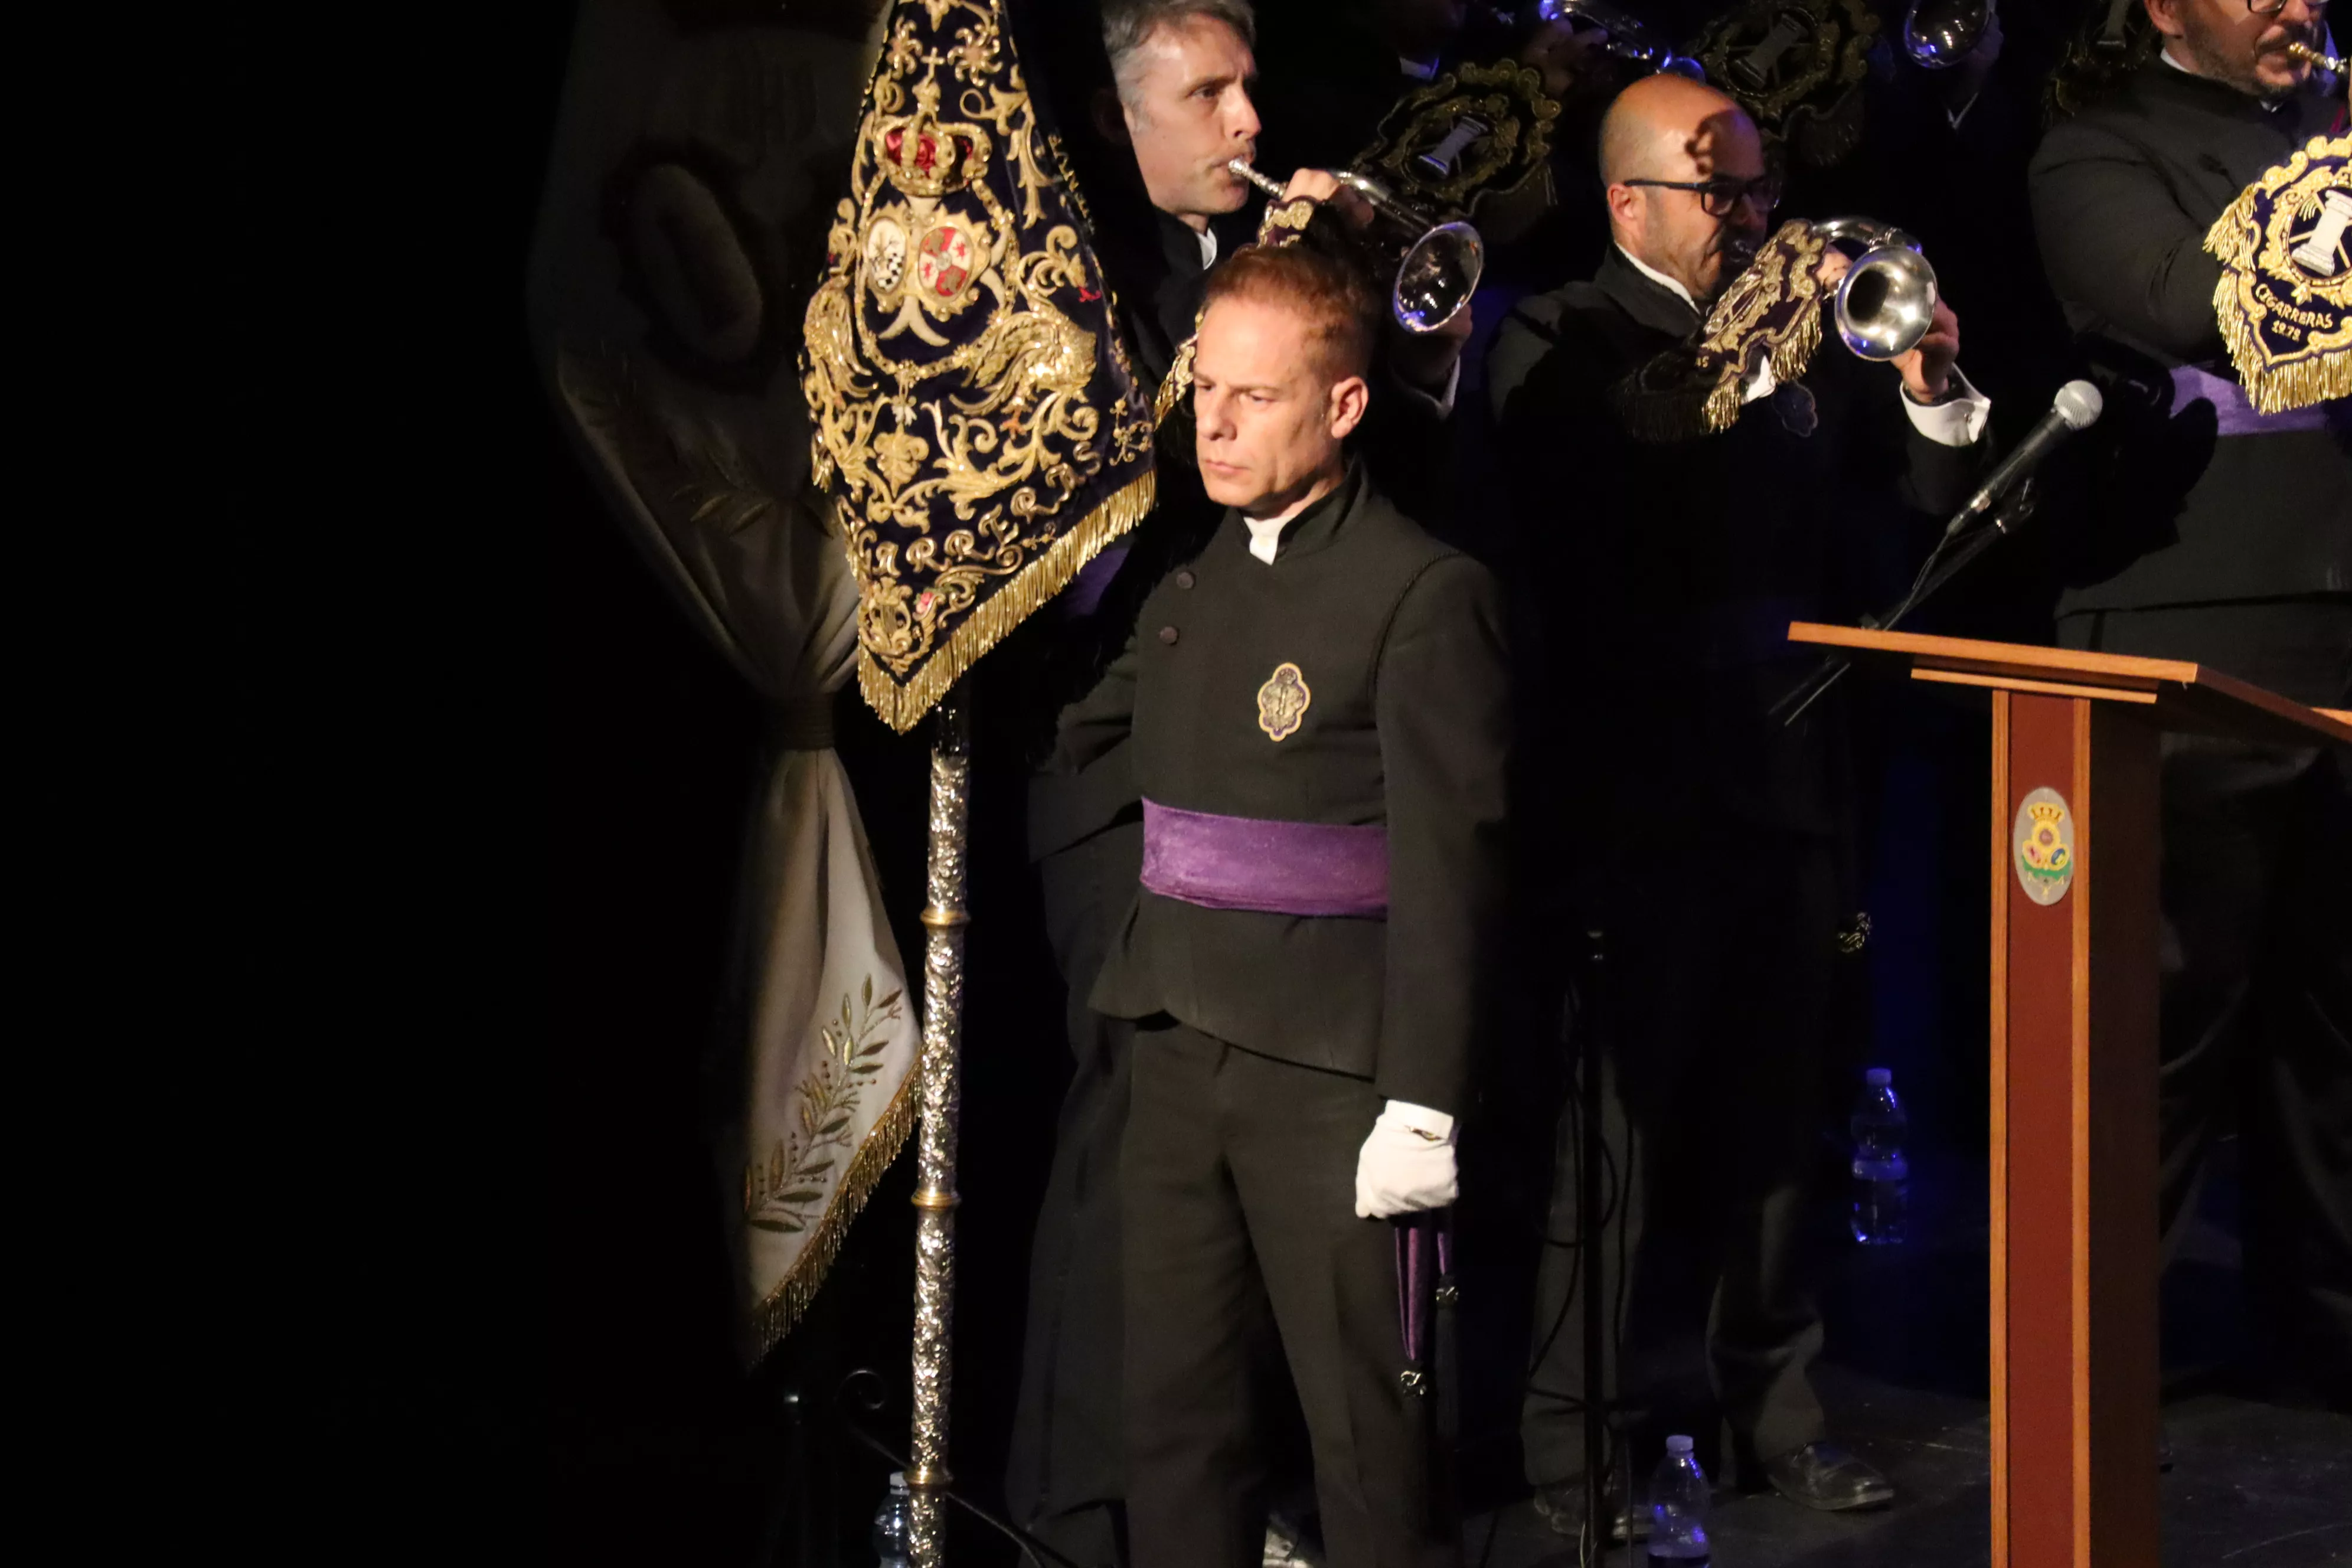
left=1198, top=225, right=1219, bottom=269
left=1616, top=245, right=1700, bottom=312
left=1399, top=55, right=1440, bottom=81
left=1244, top=514, right=1286, bottom=563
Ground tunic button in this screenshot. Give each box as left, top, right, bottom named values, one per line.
left=1175, top=570, right=1196, bottom=590
left=1158, top=625, right=1180, bottom=645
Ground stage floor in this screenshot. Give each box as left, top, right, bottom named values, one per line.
left=1464, top=1361, right=2352, bottom=1568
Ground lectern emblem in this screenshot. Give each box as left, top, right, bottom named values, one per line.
left=2013, top=786, right=2076, bottom=906
left=1257, top=662, right=1312, bottom=741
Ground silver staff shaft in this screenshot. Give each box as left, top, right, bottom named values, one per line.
left=907, top=687, right=972, bottom=1567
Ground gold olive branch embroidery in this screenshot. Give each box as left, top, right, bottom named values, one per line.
left=744, top=975, right=906, bottom=1235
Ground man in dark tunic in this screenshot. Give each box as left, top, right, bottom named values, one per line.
left=2028, top=0, right=2350, bottom=1406
left=1484, top=73, right=1991, bottom=1528
left=1007, top=5, right=1474, bottom=1557
left=1049, top=240, right=1509, bottom=1568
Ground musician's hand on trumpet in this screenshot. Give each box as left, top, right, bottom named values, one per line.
left=1278, top=168, right=1376, bottom=230
left=1813, top=233, right=1959, bottom=398
left=1893, top=298, right=1962, bottom=404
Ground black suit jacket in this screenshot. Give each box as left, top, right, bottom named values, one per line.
left=1051, top=465, right=1511, bottom=1116
left=2028, top=63, right=2351, bottom=616
left=1485, top=247, right=1982, bottom=841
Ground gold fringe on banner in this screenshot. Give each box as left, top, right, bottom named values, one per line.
left=748, top=1066, right=921, bottom=1357
left=2203, top=132, right=2352, bottom=415
left=1703, top=304, right=1824, bottom=433
left=854, top=464, right=1159, bottom=733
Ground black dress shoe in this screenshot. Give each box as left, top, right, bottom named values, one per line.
left=1528, top=1458, right=1647, bottom=1543
left=1761, top=1442, right=1896, bottom=1512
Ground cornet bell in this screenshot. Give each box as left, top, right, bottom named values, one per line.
left=1393, top=221, right=1485, bottom=334
left=1903, top=0, right=1994, bottom=70
left=1817, top=218, right=1939, bottom=361
left=1229, top=160, right=1487, bottom=334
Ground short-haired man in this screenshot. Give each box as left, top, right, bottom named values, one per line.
left=2029, top=0, right=2351, bottom=1406
left=1050, top=240, right=1510, bottom=1568
left=1008, top=5, right=1471, bottom=1558
left=1485, top=74, right=1991, bottom=1532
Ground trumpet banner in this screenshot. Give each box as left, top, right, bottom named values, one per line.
left=1613, top=219, right=1831, bottom=442
left=2204, top=132, right=2352, bottom=415
left=802, top=0, right=1159, bottom=733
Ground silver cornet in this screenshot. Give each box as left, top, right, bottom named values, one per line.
left=1902, top=0, right=1995, bottom=70
left=1815, top=217, right=1939, bottom=361
left=1227, top=160, right=1487, bottom=334
left=1536, top=0, right=1707, bottom=81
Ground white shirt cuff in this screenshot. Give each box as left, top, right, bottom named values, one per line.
left=1900, top=365, right=1991, bottom=447
left=1390, top=355, right=1460, bottom=420
left=1378, top=1099, right=1456, bottom=1143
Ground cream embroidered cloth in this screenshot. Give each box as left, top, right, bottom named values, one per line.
left=527, top=0, right=915, bottom=1359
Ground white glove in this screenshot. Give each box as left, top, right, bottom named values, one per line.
left=1353, top=1100, right=1458, bottom=1219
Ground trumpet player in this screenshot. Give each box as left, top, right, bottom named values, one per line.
left=2028, top=0, right=2352, bottom=1410
left=1485, top=71, right=1991, bottom=1538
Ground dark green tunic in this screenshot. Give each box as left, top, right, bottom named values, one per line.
left=1054, top=461, right=1511, bottom=1117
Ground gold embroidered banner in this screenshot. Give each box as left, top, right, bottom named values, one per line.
left=1613, top=218, right=1830, bottom=441
left=1693, top=0, right=1879, bottom=168
left=2204, top=132, right=2352, bottom=415
left=802, top=0, right=1158, bottom=731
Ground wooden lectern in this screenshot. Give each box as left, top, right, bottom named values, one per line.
left=1785, top=623, right=2351, bottom=1568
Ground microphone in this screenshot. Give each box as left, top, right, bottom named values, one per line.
left=1946, top=379, right=2103, bottom=536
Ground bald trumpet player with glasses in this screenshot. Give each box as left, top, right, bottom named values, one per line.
left=1485, top=71, right=1993, bottom=1541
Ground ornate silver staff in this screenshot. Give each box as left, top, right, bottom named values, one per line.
left=907, top=687, right=972, bottom=1566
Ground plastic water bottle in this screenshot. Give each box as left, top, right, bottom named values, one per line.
left=1647, top=1435, right=1712, bottom=1565
left=1851, top=1067, right=1910, bottom=1246
left=873, top=1472, right=912, bottom=1566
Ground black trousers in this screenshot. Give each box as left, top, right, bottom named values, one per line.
left=1005, top=821, right=1142, bottom=1562
left=1123, top=1021, right=1455, bottom=1568
left=2152, top=739, right=2352, bottom=1400
left=2063, top=603, right=2352, bottom=1405
left=1522, top=822, right=1839, bottom=1485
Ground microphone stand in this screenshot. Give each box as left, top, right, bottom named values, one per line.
left=1770, top=478, right=2040, bottom=728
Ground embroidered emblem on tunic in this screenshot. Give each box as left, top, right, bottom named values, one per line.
left=1257, top=662, right=1312, bottom=741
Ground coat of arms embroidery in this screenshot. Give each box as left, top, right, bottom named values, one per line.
left=800, top=0, right=1159, bottom=731
left=2013, top=786, right=2076, bottom=907
left=1257, top=662, right=1312, bottom=741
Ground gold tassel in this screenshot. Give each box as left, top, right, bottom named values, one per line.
left=2201, top=135, right=2352, bottom=416
left=747, top=1065, right=922, bottom=1358
left=859, top=464, right=1161, bottom=732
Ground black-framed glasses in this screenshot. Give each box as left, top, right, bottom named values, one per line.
left=1621, top=174, right=1784, bottom=217
left=2249, top=0, right=2328, bottom=14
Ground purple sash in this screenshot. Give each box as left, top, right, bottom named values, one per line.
left=1140, top=799, right=1389, bottom=918
left=2171, top=364, right=2341, bottom=436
